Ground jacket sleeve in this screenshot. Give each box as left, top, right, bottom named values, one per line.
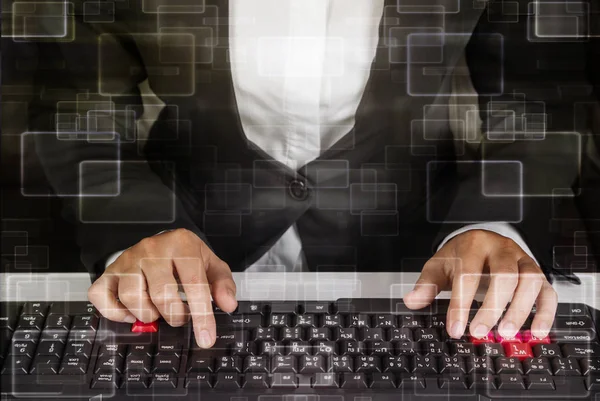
left=16, top=2, right=207, bottom=278
left=433, top=1, right=598, bottom=283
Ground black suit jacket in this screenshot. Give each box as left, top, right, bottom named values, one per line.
left=6, top=0, right=598, bottom=279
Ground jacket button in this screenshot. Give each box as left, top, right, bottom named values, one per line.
left=288, top=179, right=309, bottom=201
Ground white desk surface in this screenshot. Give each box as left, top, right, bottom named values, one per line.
left=1, top=273, right=598, bottom=310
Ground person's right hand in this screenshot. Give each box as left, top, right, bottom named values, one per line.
left=87, top=229, right=237, bottom=349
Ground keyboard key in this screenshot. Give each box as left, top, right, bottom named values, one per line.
left=10, top=340, right=37, bottom=357
left=551, top=330, right=597, bottom=343
left=392, top=341, right=415, bottom=356
left=495, top=357, right=523, bottom=374
left=422, top=341, right=449, bottom=356
left=36, top=340, right=64, bottom=357
left=64, top=341, right=93, bottom=358
left=269, top=314, right=291, bottom=327
left=99, top=344, right=127, bottom=358
left=17, top=315, right=44, bottom=331
left=22, top=302, right=50, bottom=316
left=152, top=354, right=180, bottom=373
left=585, top=375, right=600, bottom=391
left=59, top=356, right=89, bottom=374
left=470, top=332, right=495, bottom=344
left=336, top=327, right=357, bottom=341
left=44, top=315, right=71, bottom=331
left=399, top=315, right=423, bottom=328
left=271, top=355, right=297, bottom=373
left=581, top=358, right=600, bottom=375
left=214, top=372, right=241, bottom=389
left=523, top=357, right=552, bottom=375
left=68, top=329, right=96, bottom=344
left=126, top=353, right=152, bottom=373
left=355, top=355, right=381, bottom=372
left=438, top=374, right=469, bottom=389
left=478, top=343, right=505, bottom=357
left=128, top=344, right=153, bottom=356
left=95, top=355, right=124, bottom=374
left=71, top=315, right=99, bottom=331
left=451, top=342, right=476, bottom=356
left=369, top=341, right=393, bottom=356
left=522, top=330, right=550, bottom=345
left=503, top=342, right=533, bottom=360
left=295, top=314, right=316, bottom=327
left=466, top=356, right=494, bottom=374
left=0, top=305, right=20, bottom=331
left=552, top=357, right=581, bottom=376
left=302, top=302, right=331, bottom=315
left=243, top=372, right=270, bottom=388
left=440, top=356, right=467, bottom=374
left=360, top=327, right=384, bottom=341
left=2, top=355, right=31, bottom=374
left=389, top=328, right=413, bottom=342
left=271, top=372, right=298, bottom=388
left=29, top=355, right=60, bottom=374
left=370, top=372, right=396, bottom=388
left=533, top=343, right=562, bottom=358
left=415, top=328, right=440, bottom=342
left=40, top=330, right=67, bottom=343
left=312, top=372, right=339, bottom=388
left=214, top=313, right=262, bottom=328
left=495, top=331, right=522, bottom=343
left=329, top=355, right=353, bottom=372
left=320, top=315, right=343, bottom=329
left=244, top=356, right=269, bottom=373
left=383, top=355, right=410, bottom=373
left=281, top=327, right=303, bottom=341
left=413, top=355, right=438, bottom=374
left=341, top=372, right=368, bottom=388
left=471, top=374, right=496, bottom=389
left=348, top=314, right=371, bottom=328
left=124, top=372, right=149, bottom=388
left=150, top=372, right=177, bottom=388
left=562, top=343, right=600, bottom=358
left=260, top=341, right=283, bottom=355
left=308, top=327, right=331, bottom=341
left=236, top=302, right=267, bottom=315
left=270, top=302, right=298, bottom=314
left=215, top=356, right=242, bottom=372
left=131, top=320, right=158, bottom=333
left=526, top=373, right=555, bottom=390
left=339, top=340, right=365, bottom=356
left=92, top=372, right=120, bottom=389
left=497, top=374, right=525, bottom=390
left=299, top=355, right=325, bottom=373
left=556, top=303, right=588, bottom=317
left=554, top=316, right=595, bottom=330
left=374, top=314, right=396, bottom=328
left=397, top=374, right=426, bottom=389
left=187, top=353, right=214, bottom=372
left=186, top=372, right=212, bottom=388
left=254, top=327, right=276, bottom=341
left=156, top=341, right=182, bottom=357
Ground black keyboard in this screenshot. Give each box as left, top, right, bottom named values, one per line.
left=1, top=299, right=599, bottom=400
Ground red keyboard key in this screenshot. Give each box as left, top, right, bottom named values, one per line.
left=131, top=320, right=158, bottom=333
left=503, top=342, right=533, bottom=360
left=522, top=330, right=550, bottom=345
left=495, top=331, right=522, bottom=343
left=470, top=332, right=495, bottom=344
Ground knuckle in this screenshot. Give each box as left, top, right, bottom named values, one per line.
left=171, top=228, right=198, bottom=246
left=462, top=229, right=490, bottom=245
left=138, top=236, right=158, bottom=252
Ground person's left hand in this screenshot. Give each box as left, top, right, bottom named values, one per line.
left=403, top=230, right=557, bottom=340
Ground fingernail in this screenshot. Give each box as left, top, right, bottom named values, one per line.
left=500, top=321, right=517, bottom=338
left=198, top=330, right=212, bottom=348
left=473, top=324, right=489, bottom=338
left=450, top=321, right=465, bottom=339
left=123, top=315, right=136, bottom=324
left=535, top=322, right=551, bottom=337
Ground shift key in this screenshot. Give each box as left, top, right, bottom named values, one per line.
left=214, top=314, right=262, bottom=328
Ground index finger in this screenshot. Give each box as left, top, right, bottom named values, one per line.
left=446, top=252, right=485, bottom=339
left=174, top=257, right=216, bottom=349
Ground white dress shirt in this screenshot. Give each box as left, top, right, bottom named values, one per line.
left=106, top=0, right=537, bottom=270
